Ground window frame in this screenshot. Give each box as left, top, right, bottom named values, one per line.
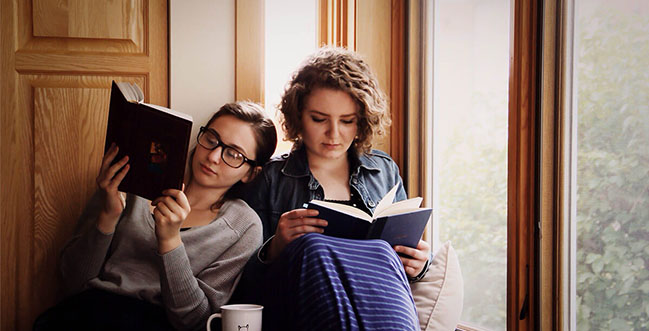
left=235, top=0, right=264, bottom=103
left=538, top=0, right=566, bottom=330
left=559, top=0, right=575, bottom=328
left=506, top=0, right=542, bottom=330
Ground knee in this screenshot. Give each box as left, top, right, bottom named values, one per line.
left=373, top=238, right=394, bottom=251
left=292, top=233, right=328, bottom=253
left=366, top=238, right=396, bottom=257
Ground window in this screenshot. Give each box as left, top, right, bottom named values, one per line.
left=565, top=0, right=649, bottom=329
left=432, top=0, right=510, bottom=329
left=265, top=0, right=317, bottom=155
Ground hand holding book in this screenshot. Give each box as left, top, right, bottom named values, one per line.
left=266, top=208, right=326, bottom=261
left=95, top=143, right=130, bottom=234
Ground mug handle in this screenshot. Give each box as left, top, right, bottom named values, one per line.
left=206, top=313, right=222, bottom=331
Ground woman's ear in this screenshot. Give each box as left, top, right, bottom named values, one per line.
left=241, top=166, right=262, bottom=183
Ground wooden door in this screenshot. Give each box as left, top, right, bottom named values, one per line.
left=0, top=0, right=168, bottom=329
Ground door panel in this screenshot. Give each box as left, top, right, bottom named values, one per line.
left=25, top=0, right=145, bottom=53
left=1, top=0, right=167, bottom=329
left=33, top=0, right=144, bottom=42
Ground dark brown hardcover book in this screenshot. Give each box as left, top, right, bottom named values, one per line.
left=104, top=81, right=193, bottom=200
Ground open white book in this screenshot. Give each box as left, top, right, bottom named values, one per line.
left=306, top=184, right=432, bottom=248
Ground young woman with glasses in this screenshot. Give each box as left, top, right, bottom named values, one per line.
left=34, top=102, right=277, bottom=331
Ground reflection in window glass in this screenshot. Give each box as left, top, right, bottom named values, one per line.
left=434, top=0, right=509, bottom=329
left=573, top=1, right=649, bottom=329
left=265, top=0, right=316, bottom=155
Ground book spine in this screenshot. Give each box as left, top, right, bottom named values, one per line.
left=367, top=218, right=387, bottom=240
left=106, top=82, right=137, bottom=192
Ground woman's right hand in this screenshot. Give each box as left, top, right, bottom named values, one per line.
left=95, top=143, right=130, bottom=233
left=267, top=209, right=327, bottom=261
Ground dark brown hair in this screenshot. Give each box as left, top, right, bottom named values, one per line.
left=187, top=101, right=277, bottom=209
left=278, top=47, right=390, bottom=154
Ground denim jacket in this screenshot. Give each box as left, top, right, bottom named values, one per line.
left=243, top=145, right=407, bottom=241
left=229, top=146, right=408, bottom=303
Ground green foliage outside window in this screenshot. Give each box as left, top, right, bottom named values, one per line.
left=575, top=3, right=649, bottom=330
left=439, top=93, right=508, bottom=330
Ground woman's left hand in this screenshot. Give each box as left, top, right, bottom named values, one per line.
left=151, top=188, right=191, bottom=254
left=394, top=240, right=431, bottom=278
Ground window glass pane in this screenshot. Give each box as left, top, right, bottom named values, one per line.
left=573, top=1, right=649, bottom=329
left=265, top=0, right=316, bottom=154
left=433, top=0, right=510, bottom=329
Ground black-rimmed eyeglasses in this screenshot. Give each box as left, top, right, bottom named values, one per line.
left=197, top=126, right=256, bottom=168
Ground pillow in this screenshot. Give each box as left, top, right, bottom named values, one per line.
left=410, top=241, right=464, bottom=331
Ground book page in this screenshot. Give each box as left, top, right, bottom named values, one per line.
left=309, top=200, right=373, bottom=222
left=373, top=184, right=400, bottom=217
left=131, top=83, right=144, bottom=102
left=115, top=82, right=142, bottom=103
left=375, top=197, right=424, bottom=217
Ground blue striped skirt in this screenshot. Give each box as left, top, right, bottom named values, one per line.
left=261, top=233, right=419, bottom=331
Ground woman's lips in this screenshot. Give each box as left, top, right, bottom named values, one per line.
left=201, top=164, right=217, bottom=175
left=323, top=143, right=340, bottom=149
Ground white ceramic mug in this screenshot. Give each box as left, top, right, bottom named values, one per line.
left=206, top=304, right=263, bottom=331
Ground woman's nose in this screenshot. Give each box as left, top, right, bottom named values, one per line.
left=326, top=121, right=339, bottom=138
left=208, top=146, right=223, bottom=164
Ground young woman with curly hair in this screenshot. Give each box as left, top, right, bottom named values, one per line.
left=232, top=47, right=431, bottom=331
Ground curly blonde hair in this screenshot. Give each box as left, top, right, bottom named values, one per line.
left=278, top=47, right=390, bottom=154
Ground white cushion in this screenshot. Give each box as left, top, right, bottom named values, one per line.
left=410, top=241, right=464, bottom=331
